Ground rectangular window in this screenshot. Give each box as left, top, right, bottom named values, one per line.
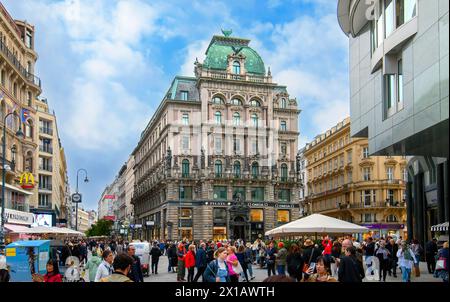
left=397, top=59, right=403, bottom=110
left=179, top=186, right=192, bottom=200
left=387, top=189, right=395, bottom=202
left=347, top=150, right=352, bottom=164
left=386, top=167, right=394, bottom=180
left=277, top=210, right=290, bottom=224
left=251, top=187, right=264, bottom=202
left=363, top=168, right=371, bottom=181
left=347, top=170, right=353, bottom=183
left=25, top=32, right=32, bottom=48
left=363, top=147, right=369, bottom=159
left=180, top=91, right=188, bottom=101
left=278, top=189, right=290, bottom=202
left=397, top=0, right=416, bottom=27
left=281, top=143, right=287, bottom=155
left=403, top=168, right=408, bottom=181
left=251, top=139, right=258, bottom=155
left=213, top=208, right=227, bottom=221
left=384, top=74, right=396, bottom=118
left=213, top=186, right=227, bottom=200
left=233, top=138, right=240, bottom=153
left=182, top=136, right=189, bottom=150
left=364, top=213, right=373, bottom=222
left=250, top=209, right=264, bottom=222
left=215, top=137, right=222, bottom=154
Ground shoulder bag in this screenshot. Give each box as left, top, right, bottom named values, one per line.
left=303, top=248, right=315, bottom=274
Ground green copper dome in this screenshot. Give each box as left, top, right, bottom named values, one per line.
left=203, top=35, right=266, bottom=75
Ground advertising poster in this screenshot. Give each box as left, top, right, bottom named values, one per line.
left=6, top=247, right=38, bottom=282
left=32, top=214, right=53, bottom=227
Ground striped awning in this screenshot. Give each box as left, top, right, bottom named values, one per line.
left=431, top=222, right=449, bottom=232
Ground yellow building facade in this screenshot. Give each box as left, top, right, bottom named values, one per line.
left=304, top=118, right=408, bottom=239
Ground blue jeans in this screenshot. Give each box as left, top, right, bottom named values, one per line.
left=247, top=263, right=254, bottom=277
left=277, top=265, right=286, bottom=275
left=401, top=267, right=411, bottom=282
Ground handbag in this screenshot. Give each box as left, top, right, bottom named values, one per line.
left=414, top=265, right=420, bottom=277
left=436, top=257, right=447, bottom=271
left=233, top=261, right=243, bottom=274
left=302, top=248, right=315, bottom=273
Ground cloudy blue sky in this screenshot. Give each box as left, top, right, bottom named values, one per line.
left=3, top=0, right=349, bottom=211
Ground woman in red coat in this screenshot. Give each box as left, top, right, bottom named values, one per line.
left=43, top=259, right=62, bottom=282
left=185, top=245, right=196, bottom=282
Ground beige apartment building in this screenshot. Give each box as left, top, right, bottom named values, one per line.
left=304, top=118, right=408, bottom=239
left=34, top=97, right=67, bottom=226
left=0, top=3, right=42, bottom=232
left=76, top=207, right=90, bottom=233
left=132, top=31, right=301, bottom=242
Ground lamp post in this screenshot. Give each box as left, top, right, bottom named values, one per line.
left=75, top=168, right=89, bottom=231
left=1, top=111, right=24, bottom=251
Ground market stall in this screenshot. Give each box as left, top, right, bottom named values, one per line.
left=265, top=214, right=369, bottom=238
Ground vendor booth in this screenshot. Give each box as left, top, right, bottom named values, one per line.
left=5, top=240, right=51, bottom=282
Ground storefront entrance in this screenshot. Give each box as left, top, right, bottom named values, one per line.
left=232, top=217, right=246, bottom=240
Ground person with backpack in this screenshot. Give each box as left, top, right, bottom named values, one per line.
left=338, top=246, right=365, bottom=282
left=397, top=241, right=417, bottom=282
left=203, top=247, right=231, bottom=282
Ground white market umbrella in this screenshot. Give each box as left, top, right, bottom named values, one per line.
left=265, top=214, right=369, bottom=237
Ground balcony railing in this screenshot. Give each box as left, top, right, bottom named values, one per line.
left=347, top=201, right=406, bottom=209
left=39, top=165, right=53, bottom=172
left=201, top=69, right=272, bottom=84
left=0, top=39, right=41, bottom=88
left=39, top=146, right=53, bottom=154
left=38, top=202, right=52, bottom=209
left=38, top=184, right=53, bottom=191
left=39, top=127, right=53, bottom=135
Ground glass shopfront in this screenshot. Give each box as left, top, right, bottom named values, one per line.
left=250, top=209, right=264, bottom=242
left=277, top=210, right=290, bottom=225
left=213, top=227, right=227, bottom=241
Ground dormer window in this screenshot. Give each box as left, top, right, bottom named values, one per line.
left=180, top=91, right=188, bottom=101
left=232, top=61, right=241, bottom=74
left=280, top=98, right=287, bottom=109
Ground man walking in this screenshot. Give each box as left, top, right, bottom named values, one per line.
left=193, top=243, right=207, bottom=282
left=127, top=246, right=144, bottom=282
left=150, top=242, right=162, bottom=274
left=425, top=238, right=438, bottom=274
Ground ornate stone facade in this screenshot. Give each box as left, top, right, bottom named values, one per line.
left=132, top=32, right=300, bottom=242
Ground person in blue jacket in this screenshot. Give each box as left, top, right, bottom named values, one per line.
left=203, top=247, right=230, bottom=282
left=193, top=243, right=207, bottom=282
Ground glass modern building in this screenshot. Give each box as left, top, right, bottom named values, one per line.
left=337, top=0, right=449, bottom=244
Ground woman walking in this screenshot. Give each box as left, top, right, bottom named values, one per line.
left=226, top=246, right=241, bottom=282
left=203, top=247, right=230, bottom=282
left=185, top=244, right=196, bottom=282
left=236, top=245, right=249, bottom=282
left=286, top=243, right=304, bottom=281
left=245, top=243, right=255, bottom=280
left=397, top=241, right=417, bottom=282
left=375, top=240, right=390, bottom=282
left=177, top=243, right=187, bottom=282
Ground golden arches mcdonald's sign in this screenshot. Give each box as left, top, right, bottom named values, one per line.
left=20, top=172, right=35, bottom=189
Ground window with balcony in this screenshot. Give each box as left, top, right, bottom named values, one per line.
left=232, top=61, right=241, bottom=74
left=363, top=167, right=372, bottom=181
left=280, top=120, right=287, bottom=131
left=233, top=112, right=240, bottom=126
left=215, top=160, right=223, bottom=177
left=251, top=187, right=264, bottom=202
left=251, top=162, right=259, bottom=179
left=387, top=189, right=395, bottom=203
left=251, top=113, right=259, bottom=127
left=281, top=164, right=288, bottom=181
left=363, top=147, right=369, bottom=159
left=233, top=161, right=241, bottom=178
left=182, top=159, right=190, bottom=178
left=213, top=186, right=227, bottom=200
left=182, top=113, right=189, bottom=125
left=215, top=111, right=222, bottom=125
left=386, top=167, right=394, bottom=180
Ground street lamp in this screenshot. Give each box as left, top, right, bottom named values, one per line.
left=75, top=168, right=89, bottom=231
left=1, top=111, right=24, bottom=251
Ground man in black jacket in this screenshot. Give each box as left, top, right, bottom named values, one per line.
left=193, top=243, right=207, bottom=282
left=206, top=243, right=215, bottom=263
left=338, top=246, right=365, bottom=282
left=127, top=246, right=144, bottom=282
left=150, top=242, right=162, bottom=274
left=425, top=238, right=438, bottom=274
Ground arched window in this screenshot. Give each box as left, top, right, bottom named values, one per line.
left=251, top=162, right=259, bottom=179
left=182, top=159, right=190, bottom=177
left=232, top=61, right=240, bottom=74
left=251, top=113, right=258, bottom=127
left=212, top=96, right=224, bottom=105
left=280, top=120, right=287, bottom=131
left=182, top=113, right=189, bottom=125
left=280, top=98, right=287, bottom=108
left=250, top=99, right=261, bottom=107
left=231, top=98, right=243, bottom=106
left=233, top=112, right=240, bottom=126
left=233, top=161, right=241, bottom=178
left=215, top=111, right=222, bottom=125
left=281, top=164, right=288, bottom=181
left=215, top=160, right=223, bottom=178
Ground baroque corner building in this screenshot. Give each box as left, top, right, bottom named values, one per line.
left=132, top=32, right=301, bottom=242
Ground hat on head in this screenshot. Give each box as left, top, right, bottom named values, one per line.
left=304, top=239, right=314, bottom=247
left=278, top=242, right=284, bottom=248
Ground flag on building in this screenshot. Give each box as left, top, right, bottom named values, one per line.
left=21, top=108, right=30, bottom=122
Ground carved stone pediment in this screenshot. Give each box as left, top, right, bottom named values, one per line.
left=211, top=104, right=225, bottom=110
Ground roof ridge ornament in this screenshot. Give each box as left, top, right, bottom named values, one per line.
left=221, top=29, right=232, bottom=37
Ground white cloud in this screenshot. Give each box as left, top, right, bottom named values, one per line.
left=180, top=40, right=210, bottom=76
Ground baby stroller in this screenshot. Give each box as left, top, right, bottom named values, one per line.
left=63, top=256, right=86, bottom=282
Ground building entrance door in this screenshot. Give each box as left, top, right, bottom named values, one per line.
left=233, top=225, right=245, bottom=240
